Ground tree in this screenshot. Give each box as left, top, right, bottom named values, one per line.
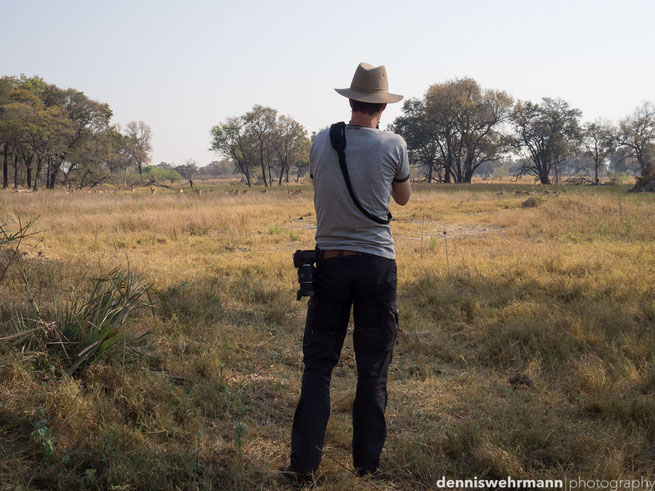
left=243, top=105, right=277, bottom=187
left=196, top=159, right=239, bottom=179
left=394, top=78, right=514, bottom=183
left=26, top=105, right=73, bottom=191
left=175, top=159, right=199, bottom=180
left=511, top=98, right=582, bottom=184
left=0, top=75, right=151, bottom=190
left=271, top=115, right=310, bottom=185
left=616, top=102, right=655, bottom=177
left=41, top=85, right=112, bottom=188
left=392, top=98, right=441, bottom=182
left=581, top=120, right=616, bottom=183
left=210, top=106, right=309, bottom=187
left=210, top=117, right=254, bottom=186
left=1, top=87, right=73, bottom=191
left=0, top=77, right=14, bottom=188
left=124, top=121, right=152, bottom=175
left=68, top=129, right=115, bottom=188
left=0, top=87, right=39, bottom=188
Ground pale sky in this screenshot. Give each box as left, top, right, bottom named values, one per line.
left=2, top=0, right=654, bottom=166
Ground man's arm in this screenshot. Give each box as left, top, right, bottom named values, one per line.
left=391, top=179, right=411, bottom=206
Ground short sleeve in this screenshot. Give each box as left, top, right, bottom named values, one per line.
left=393, top=141, right=410, bottom=183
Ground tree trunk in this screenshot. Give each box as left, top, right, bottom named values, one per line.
left=259, top=141, right=268, bottom=187
left=46, top=156, right=51, bottom=189
left=444, top=159, right=452, bottom=183
left=13, top=153, right=18, bottom=188
left=2, top=144, right=7, bottom=189
left=24, top=155, right=33, bottom=188
left=260, top=160, right=267, bottom=187
left=33, top=157, right=43, bottom=191
left=278, top=164, right=284, bottom=186
left=427, top=164, right=433, bottom=183
left=49, top=162, right=58, bottom=189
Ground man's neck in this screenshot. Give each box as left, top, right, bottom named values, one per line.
left=349, top=111, right=381, bottom=129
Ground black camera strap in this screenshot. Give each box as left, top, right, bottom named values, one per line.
left=329, top=122, right=392, bottom=225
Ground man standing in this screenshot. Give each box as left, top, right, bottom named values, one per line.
left=283, top=62, right=411, bottom=482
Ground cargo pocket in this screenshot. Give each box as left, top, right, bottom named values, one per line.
left=383, top=302, right=399, bottom=352
left=353, top=300, right=398, bottom=353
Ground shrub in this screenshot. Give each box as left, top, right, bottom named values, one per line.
left=4, top=267, right=163, bottom=375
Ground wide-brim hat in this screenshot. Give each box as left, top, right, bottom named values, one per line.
left=335, top=62, right=403, bottom=104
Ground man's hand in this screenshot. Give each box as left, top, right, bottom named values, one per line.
left=391, top=180, right=411, bottom=206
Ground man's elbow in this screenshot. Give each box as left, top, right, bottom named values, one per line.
left=394, top=193, right=410, bottom=206
left=392, top=181, right=411, bottom=206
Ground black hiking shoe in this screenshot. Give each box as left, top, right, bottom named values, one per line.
left=279, top=459, right=314, bottom=486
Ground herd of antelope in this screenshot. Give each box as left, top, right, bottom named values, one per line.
left=11, top=185, right=306, bottom=197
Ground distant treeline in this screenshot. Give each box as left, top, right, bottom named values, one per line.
left=145, top=159, right=241, bottom=182
left=3, top=74, right=653, bottom=191
left=390, top=77, right=655, bottom=184
left=0, top=75, right=154, bottom=190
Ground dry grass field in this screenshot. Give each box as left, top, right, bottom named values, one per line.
left=1, top=181, right=654, bottom=490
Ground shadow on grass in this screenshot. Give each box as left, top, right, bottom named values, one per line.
left=387, top=266, right=655, bottom=482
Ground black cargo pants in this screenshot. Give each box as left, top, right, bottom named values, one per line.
left=290, top=252, right=399, bottom=476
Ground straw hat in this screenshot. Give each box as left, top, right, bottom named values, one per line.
left=335, top=62, right=403, bottom=104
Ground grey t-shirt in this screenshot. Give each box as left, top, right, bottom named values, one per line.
left=309, top=125, right=410, bottom=259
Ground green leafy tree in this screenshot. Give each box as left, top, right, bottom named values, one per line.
left=394, top=78, right=513, bottom=183
left=124, top=121, right=152, bottom=175
left=0, top=75, right=152, bottom=190
left=40, top=85, right=112, bottom=188
left=2, top=87, right=74, bottom=190
left=392, top=97, right=440, bottom=182
left=581, top=120, right=616, bottom=183
left=175, top=159, right=199, bottom=180
left=210, top=117, right=254, bottom=186
left=617, top=102, right=655, bottom=177
left=0, top=77, right=15, bottom=188
left=511, top=97, right=582, bottom=184
left=244, top=105, right=277, bottom=187
left=271, top=115, right=310, bottom=185
left=145, top=165, right=183, bottom=182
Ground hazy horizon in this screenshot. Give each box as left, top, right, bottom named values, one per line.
left=2, top=0, right=654, bottom=167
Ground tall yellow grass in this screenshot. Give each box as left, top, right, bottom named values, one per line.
left=1, top=182, right=654, bottom=489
